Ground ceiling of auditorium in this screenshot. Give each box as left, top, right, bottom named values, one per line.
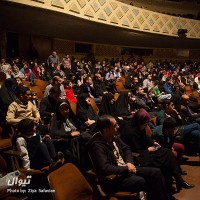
left=0, top=1, right=200, bottom=49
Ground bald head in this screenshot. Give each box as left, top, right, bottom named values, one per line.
left=181, top=94, right=189, bottom=101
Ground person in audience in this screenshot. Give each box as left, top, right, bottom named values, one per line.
left=163, top=77, right=176, bottom=95
left=193, top=73, right=200, bottom=93
left=47, top=51, right=60, bottom=73
left=93, top=73, right=108, bottom=97
left=52, top=63, right=66, bottom=78
left=61, top=54, right=71, bottom=78
left=79, top=75, right=100, bottom=103
left=125, top=73, right=134, bottom=89
left=0, top=78, right=18, bottom=122
left=13, top=57, right=23, bottom=70
left=5, top=66, right=12, bottom=79
left=180, top=94, right=200, bottom=124
left=156, top=100, right=200, bottom=155
left=88, top=115, right=170, bottom=200
left=0, top=58, right=11, bottom=74
left=104, top=66, right=117, bottom=93
left=143, top=73, right=153, bottom=93
left=99, top=93, right=117, bottom=117
left=11, top=64, right=25, bottom=79
left=16, top=118, right=63, bottom=170
left=121, top=108, right=194, bottom=194
left=81, top=63, right=91, bottom=75
left=43, top=75, right=66, bottom=98
left=63, top=80, right=77, bottom=103
left=31, top=62, right=41, bottom=79
left=152, top=117, right=186, bottom=175
left=114, top=91, right=136, bottom=118
left=152, top=80, right=171, bottom=101
left=40, top=86, right=61, bottom=125
left=51, top=98, right=91, bottom=168
left=20, top=62, right=36, bottom=82
left=76, top=93, right=98, bottom=135
left=6, top=86, right=40, bottom=126
left=39, top=64, right=51, bottom=83
left=172, top=82, right=200, bottom=113
left=132, top=86, right=153, bottom=111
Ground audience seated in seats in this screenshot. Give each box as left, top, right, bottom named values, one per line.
left=180, top=94, right=200, bottom=124
left=172, top=82, right=200, bottom=112
left=0, top=78, right=18, bottom=122
left=143, top=74, right=153, bottom=93
left=99, top=93, right=117, bottom=117
left=163, top=77, right=176, bottom=95
left=31, top=62, right=41, bottom=79
left=156, top=100, right=200, bottom=155
left=194, top=73, right=200, bottom=94
left=40, top=86, right=61, bottom=125
left=131, top=76, right=141, bottom=89
left=43, top=75, right=66, bottom=99
left=152, top=80, right=171, bottom=101
left=39, top=64, right=52, bottom=84
left=93, top=73, right=108, bottom=97
left=6, top=86, right=40, bottom=126
left=81, top=63, right=91, bottom=76
left=61, top=54, right=71, bottom=79
left=114, top=91, right=136, bottom=118
left=79, top=75, right=100, bottom=103
left=87, top=115, right=170, bottom=200
left=99, top=92, right=127, bottom=131
left=125, top=73, right=134, bottom=89
left=132, top=86, right=153, bottom=111
left=16, top=118, right=63, bottom=171
left=120, top=108, right=194, bottom=194
left=20, top=62, right=36, bottom=82
left=104, top=66, right=117, bottom=94
left=76, top=93, right=98, bottom=135
left=152, top=117, right=186, bottom=175
left=0, top=58, right=11, bottom=74
left=63, top=80, right=77, bottom=103
left=15, top=77, right=26, bottom=87
left=52, top=64, right=66, bottom=79
left=51, top=99, right=91, bottom=168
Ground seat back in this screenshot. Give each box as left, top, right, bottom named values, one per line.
left=89, top=98, right=99, bottom=115
left=69, top=101, right=77, bottom=116
left=23, top=79, right=47, bottom=101
left=48, top=163, right=93, bottom=200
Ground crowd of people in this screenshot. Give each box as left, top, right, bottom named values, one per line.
left=1, top=51, right=200, bottom=199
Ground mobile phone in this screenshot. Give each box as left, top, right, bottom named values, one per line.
left=155, top=146, right=160, bottom=150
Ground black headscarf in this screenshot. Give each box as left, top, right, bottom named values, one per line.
left=99, top=93, right=117, bottom=116
left=115, top=91, right=131, bottom=117
left=76, top=93, right=98, bottom=123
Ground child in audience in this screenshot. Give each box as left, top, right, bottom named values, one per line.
left=16, top=118, right=64, bottom=171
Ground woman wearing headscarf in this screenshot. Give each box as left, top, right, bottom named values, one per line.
left=99, top=93, right=117, bottom=116
left=51, top=98, right=91, bottom=168
left=120, top=108, right=194, bottom=194
left=114, top=91, right=137, bottom=119
left=0, top=78, right=17, bottom=122
left=76, top=93, right=98, bottom=135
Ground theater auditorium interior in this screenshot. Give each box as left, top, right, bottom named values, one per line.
left=0, top=0, right=200, bottom=200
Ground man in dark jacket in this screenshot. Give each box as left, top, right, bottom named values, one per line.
left=87, top=115, right=170, bottom=200
left=39, top=86, right=61, bottom=125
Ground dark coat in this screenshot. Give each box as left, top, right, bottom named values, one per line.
left=120, top=119, right=176, bottom=168
left=87, top=132, right=133, bottom=176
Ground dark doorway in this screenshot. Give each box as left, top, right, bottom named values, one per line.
left=6, top=32, right=19, bottom=61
